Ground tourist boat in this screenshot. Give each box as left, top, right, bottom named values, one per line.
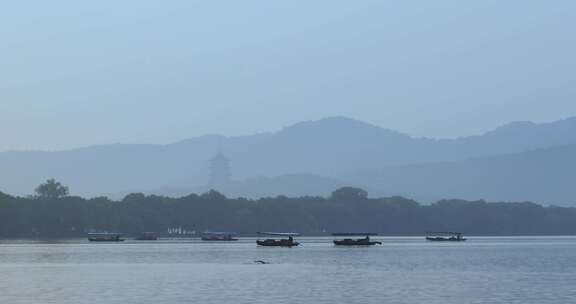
left=256, top=232, right=300, bottom=247
left=88, top=232, right=124, bottom=242
left=332, top=233, right=382, bottom=246
left=201, top=232, right=238, bottom=241
left=134, top=232, right=158, bottom=241
left=425, top=231, right=466, bottom=242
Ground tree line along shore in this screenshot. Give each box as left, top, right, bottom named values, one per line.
left=0, top=180, right=575, bottom=238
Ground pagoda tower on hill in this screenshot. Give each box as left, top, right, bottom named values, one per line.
left=208, top=144, right=231, bottom=188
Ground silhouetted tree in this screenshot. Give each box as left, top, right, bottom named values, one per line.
left=122, top=193, right=147, bottom=203
left=331, top=187, right=368, bottom=201
left=201, top=189, right=227, bottom=201
left=34, top=179, right=69, bottom=199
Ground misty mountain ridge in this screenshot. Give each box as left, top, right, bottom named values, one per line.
left=1, top=116, right=576, bottom=204
left=350, top=143, right=576, bottom=206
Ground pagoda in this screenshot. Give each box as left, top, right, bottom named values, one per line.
left=208, top=144, right=231, bottom=188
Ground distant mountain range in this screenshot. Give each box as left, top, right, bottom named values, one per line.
left=1, top=116, right=576, bottom=205
left=349, top=144, right=576, bottom=205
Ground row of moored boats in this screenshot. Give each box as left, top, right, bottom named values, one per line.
left=87, top=231, right=466, bottom=246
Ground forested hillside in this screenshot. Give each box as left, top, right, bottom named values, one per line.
left=1, top=186, right=575, bottom=238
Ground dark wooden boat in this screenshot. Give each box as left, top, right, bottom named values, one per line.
left=88, top=233, right=124, bottom=242
left=134, top=232, right=158, bottom=241
left=425, top=232, right=466, bottom=242
left=333, top=238, right=382, bottom=246
left=256, top=232, right=300, bottom=247
left=333, top=234, right=382, bottom=246
left=256, top=239, right=299, bottom=247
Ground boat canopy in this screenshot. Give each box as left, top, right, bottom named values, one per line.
left=257, top=232, right=300, bottom=236
left=332, top=232, right=378, bottom=236
left=426, top=231, right=464, bottom=236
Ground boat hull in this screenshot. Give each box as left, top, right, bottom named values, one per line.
left=333, top=239, right=382, bottom=246
left=256, top=239, right=299, bottom=247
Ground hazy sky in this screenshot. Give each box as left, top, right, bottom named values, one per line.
left=1, top=1, right=575, bottom=151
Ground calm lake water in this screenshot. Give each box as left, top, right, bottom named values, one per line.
left=1, top=237, right=575, bottom=304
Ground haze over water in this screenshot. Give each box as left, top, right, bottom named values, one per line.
left=3, top=1, right=576, bottom=303
left=1, top=237, right=575, bottom=304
